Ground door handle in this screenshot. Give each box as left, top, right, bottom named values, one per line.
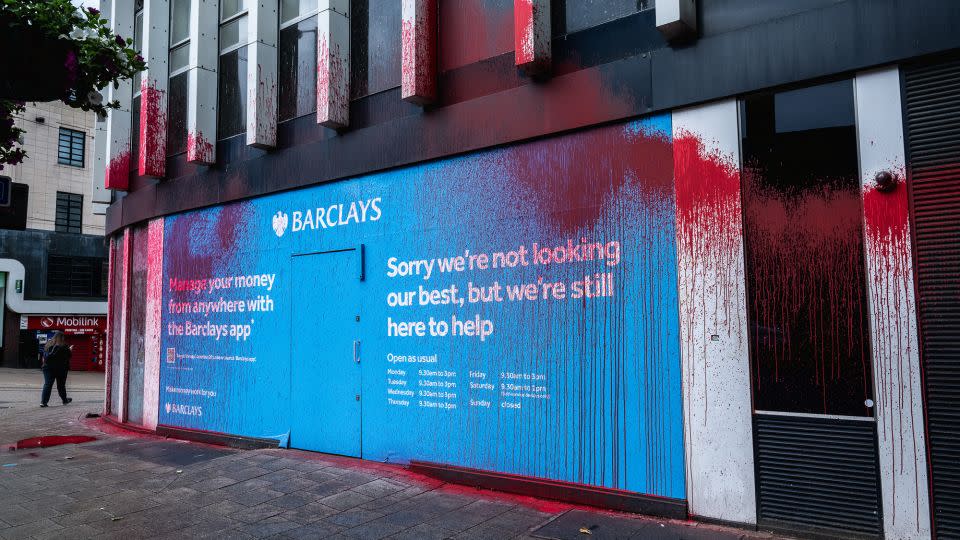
left=353, top=340, right=360, bottom=363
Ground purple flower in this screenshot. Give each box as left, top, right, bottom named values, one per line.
left=135, top=54, right=144, bottom=63
left=64, top=50, right=79, bottom=88
left=87, top=7, right=100, bottom=15
left=114, top=34, right=125, bottom=46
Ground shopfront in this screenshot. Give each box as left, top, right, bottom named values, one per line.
left=20, top=315, right=107, bottom=371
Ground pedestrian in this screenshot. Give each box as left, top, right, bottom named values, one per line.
left=40, top=332, right=73, bottom=407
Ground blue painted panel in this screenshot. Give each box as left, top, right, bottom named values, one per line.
left=289, top=250, right=362, bottom=456
left=158, top=115, right=685, bottom=499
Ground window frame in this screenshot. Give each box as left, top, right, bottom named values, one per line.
left=54, top=191, right=83, bottom=234
left=56, top=128, right=86, bottom=168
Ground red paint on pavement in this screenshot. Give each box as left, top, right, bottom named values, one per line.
left=10, top=435, right=97, bottom=450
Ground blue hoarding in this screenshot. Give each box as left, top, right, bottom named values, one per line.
left=159, top=115, right=685, bottom=499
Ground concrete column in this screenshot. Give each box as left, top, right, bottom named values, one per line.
left=142, top=218, right=165, bottom=430
left=317, top=0, right=350, bottom=129
left=401, top=0, right=437, bottom=105
left=246, top=0, right=279, bottom=148
left=855, top=66, right=931, bottom=540
left=186, top=0, right=218, bottom=164
left=138, top=0, right=170, bottom=177
left=514, top=0, right=550, bottom=75
left=117, top=229, right=133, bottom=422
left=672, top=100, right=757, bottom=525
left=104, top=0, right=135, bottom=190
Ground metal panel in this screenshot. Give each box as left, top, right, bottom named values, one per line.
left=401, top=0, right=438, bottom=105
left=514, top=0, right=550, bottom=75
left=903, top=56, right=960, bottom=540
left=317, top=3, right=350, bottom=128
left=672, top=100, right=755, bottom=524
left=854, top=66, right=931, bottom=540
left=754, top=414, right=883, bottom=536
left=104, top=0, right=135, bottom=190
left=246, top=0, right=278, bottom=148
left=186, top=0, right=218, bottom=164
left=138, top=0, right=170, bottom=177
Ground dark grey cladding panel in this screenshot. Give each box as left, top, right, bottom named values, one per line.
left=652, top=0, right=960, bottom=111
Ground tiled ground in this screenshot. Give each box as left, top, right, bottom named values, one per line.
left=0, top=369, right=788, bottom=539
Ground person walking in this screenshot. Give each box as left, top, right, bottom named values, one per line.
left=40, top=332, right=73, bottom=407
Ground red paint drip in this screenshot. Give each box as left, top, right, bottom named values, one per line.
left=138, top=79, right=168, bottom=177
left=317, top=33, right=348, bottom=127
left=514, top=0, right=535, bottom=66
left=401, top=1, right=438, bottom=104
left=105, top=150, right=131, bottom=190
left=11, top=435, right=97, bottom=450
left=440, top=0, right=514, bottom=71
left=673, top=131, right=745, bottom=428
left=186, top=130, right=214, bottom=164
left=742, top=166, right=872, bottom=414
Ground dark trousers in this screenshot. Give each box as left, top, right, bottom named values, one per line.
left=41, top=368, right=68, bottom=405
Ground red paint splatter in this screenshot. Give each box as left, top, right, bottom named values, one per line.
left=317, top=31, right=348, bottom=128
left=401, top=0, right=438, bottom=105
left=500, top=124, right=673, bottom=237
left=672, top=131, right=745, bottom=424
left=105, top=150, right=130, bottom=190
left=138, top=79, right=168, bottom=177
left=862, top=173, right=922, bottom=522
left=248, top=64, right=278, bottom=146
left=439, top=0, right=514, bottom=72
left=742, top=165, right=872, bottom=415
left=186, top=130, right=214, bottom=164
left=514, top=0, right=548, bottom=73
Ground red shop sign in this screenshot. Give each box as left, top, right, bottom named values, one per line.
left=22, top=315, right=106, bottom=333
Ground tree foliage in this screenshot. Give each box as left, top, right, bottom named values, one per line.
left=0, top=0, right=146, bottom=169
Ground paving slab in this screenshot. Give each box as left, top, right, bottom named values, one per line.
left=0, top=368, right=793, bottom=539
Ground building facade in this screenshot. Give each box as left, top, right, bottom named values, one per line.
left=0, top=100, right=108, bottom=370
left=97, top=1, right=960, bottom=538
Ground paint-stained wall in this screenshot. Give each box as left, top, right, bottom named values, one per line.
left=855, top=67, right=931, bottom=540
left=672, top=101, right=756, bottom=524
left=155, top=115, right=686, bottom=499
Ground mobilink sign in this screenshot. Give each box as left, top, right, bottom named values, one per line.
left=159, top=115, right=685, bottom=499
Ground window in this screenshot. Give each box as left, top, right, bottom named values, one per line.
left=217, top=0, right=249, bottom=138
left=131, top=0, right=145, bottom=162
left=47, top=256, right=108, bottom=297
left=279, top=0, right=318, bottom=120
left=740, top=79, right=873, bottom=417
left=57, top=128, right=85, bottom=167
left=55, top=191, right=83, bottom=234
left=167, top=0, right=191, bottom=154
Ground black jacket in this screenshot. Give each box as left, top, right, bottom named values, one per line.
left=43, top=345, right=71, bottom=372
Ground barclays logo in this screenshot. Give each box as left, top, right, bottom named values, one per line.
left=165, top=402, right=203, bottom=417
left=272, top=211, right=289, bottom=237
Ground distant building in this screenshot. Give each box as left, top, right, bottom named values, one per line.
left=0, top=101, right=108, bottom=371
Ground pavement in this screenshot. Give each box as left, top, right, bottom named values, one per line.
left=0, top=368, right=790, bottom=539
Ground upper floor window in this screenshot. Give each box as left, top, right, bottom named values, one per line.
left=279, top=0, right=318, bottom=121
left=55, top=191, right=83, bottom=234
left=217, top=0, right=249, bottom=139
left=131, top=0, right=145, bottom=162
left=167, top=0, right=191, bottom=155
left=57, top=128, right=85, bottom=167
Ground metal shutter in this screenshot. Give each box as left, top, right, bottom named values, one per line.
left=754, top=414, right=882, bottom=536
left=903, top=57, right=960, bottom=540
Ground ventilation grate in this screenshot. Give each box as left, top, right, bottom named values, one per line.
left=903, top=56, right=960, bottom=540
left=754, top=414, right=882, bottom=536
